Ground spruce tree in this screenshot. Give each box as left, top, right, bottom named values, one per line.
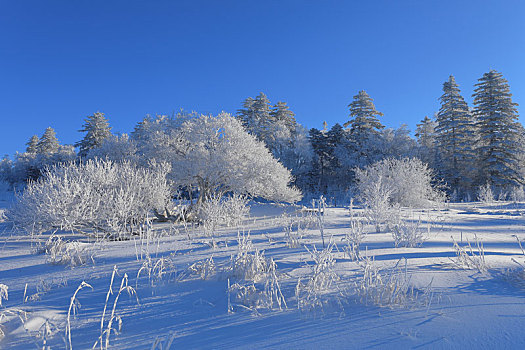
left=308, top=127, right=331, bottom=192
left=415, top=116, right=437, bottom=168
left=435, top=75, right=476, bottom=193
left=237, top=93, right=273, bottom=142
left=270, top=101, right=297, bottom=134
left=37, top=127, right=59, bottom=154
left=25, top=135, right=40, bottom=154
left=344, top=91, right=385, bottom=167
left=76, top=112, right=112, bottom=157
left=344, top=90, right=384, bottom=134
left=473, top=70, right=522, bottom=189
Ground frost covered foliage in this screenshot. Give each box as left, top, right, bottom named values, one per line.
left=451, top=234, right=487, bottom=272
left=10, top=159, right=171, bottom=238
left=228, top=232, right=287, bottom=312
left=355, top=157, right=444, bottom=208
left=35, top=235, right=94, bottom=267
left=296, top=242, right=341, bottom=313
left=199, top=194, right=249, bottom=235
left=134, top=113, right=301, bottom=212
left=356, top=257, right=429, bottom=309
left=172, top=113, right=302, bottom=205
left=7, top=145, right=77, bottom=184
left=86, top=134, right=138, bottom=163
left=392, top=218, right=426, bottom=248
left=477, top=183, right=494, bottom=203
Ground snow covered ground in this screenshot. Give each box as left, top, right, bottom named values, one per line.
left=2, top=198, right=525, bottom=349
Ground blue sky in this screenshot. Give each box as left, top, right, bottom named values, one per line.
left=1, top=0, right=524, bottom=156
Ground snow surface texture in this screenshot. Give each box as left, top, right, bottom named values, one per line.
left=2, top=199, right=525, bottom=348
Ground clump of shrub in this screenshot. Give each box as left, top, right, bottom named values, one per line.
left=35, top=235, right=94, bottom=267
left=355, top=157, right=444, bottom=232
left=198, top=194, right=249, bottom=235
left=10, top=159, right=171, bottom=239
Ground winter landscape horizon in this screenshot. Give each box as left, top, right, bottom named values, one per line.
left=2, top=1, right=525, bottom=349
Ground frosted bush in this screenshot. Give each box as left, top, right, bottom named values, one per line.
left=477, top=183, right=494, bottom=203
left=199, top=194, right=249, bottom=235
left=10, top=159, right=171, bottom=239
left=35, top=235, right=94, bottom=267
left=356, top=257, right=429, bottom=308
left=509, top=186, right=525, bottom=202
left=227, top=232, right=287, bottom=312
left=392, top=218, right=425, bottom=248
left=0, top=283, right=7, bottom=307
left=355, top=157, right=444, bottom=209
left=343, top=206, right=366, bottom=260
left=451, top=234, right=487, bottom=272
left=296, top=242, right=341, bottom=313
left=230, top=231, right=271, bottom=282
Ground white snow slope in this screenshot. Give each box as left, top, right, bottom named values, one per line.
left=2, top=198, right=525, bottom=349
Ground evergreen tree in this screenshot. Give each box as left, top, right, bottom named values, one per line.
left=344, top=90, right=384, bottom=134
left=270, top=101, right=297, bottom=134
left=37, top=127, right=59, bottom=154
left=435, top=75, right=476, bottom=193
left=237, top=93, right=273, bottom=142
left=76, top=112, right=112, bottom=157
left=415, top=116, right=437, bottom=167
left=25, top=135, right=40, bottom=154
left=308, top=127, right=331, bottom=192
left=473, top=70, right=522, bottom=189
left=344, top=91, right=385, bottom=167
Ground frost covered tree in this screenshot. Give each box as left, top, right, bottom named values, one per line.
left=344, top=90, right=384, bottom=135
left=76, top=112, right=112, bottom=157
left=25, top=135, right=39, bottom=154
left=415, top=116, right=437, bottom=167
left=435, top=75, right=476, bottom=194
left=86, top=134, right=138, bottom=163
left=237, top=92, right=273, bottom=143
left=270, top=101, right=297, bottom=134
left=344, top=90, right=385, bottom=167
left=473, top=70, right=522, bottom=190
left=308, top=127, right=331, bottom=193
left=135, top=112, right=301, bottom=214
left=37, top=127, right=60, bottom=154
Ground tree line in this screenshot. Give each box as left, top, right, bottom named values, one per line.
left=0, top=69, right=522, bottom=202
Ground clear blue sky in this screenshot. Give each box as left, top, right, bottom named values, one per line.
left=1, top=0, right=524, bottom=157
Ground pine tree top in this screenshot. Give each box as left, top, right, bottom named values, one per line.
left=25, top=135, right=40, bottom=154
left=344, top=90, right=384, bottom=135
left=37, top=127, right=59, bottom=154
left=76, top=111, right=112, bottom=157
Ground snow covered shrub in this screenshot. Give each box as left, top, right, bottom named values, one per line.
left=137, top=256, right=175, bottom=286
left=230, top=231, right=271, bottom=282
left=10, top=145, right=77, bottom=184
left=477, top=183, right=494, bottom=203
left=392, top=218, right=425, bottom=248
left=343, top=205, right=366, bottom=260
left=35, top=235, right=94, bottom=267
left=296, top=242, right=341, bottom=313
left=187, top=256, right=216, bottom=280
left=509, top=186, right=525, bottom=202
left=86, top=134, right=138, bottom=163
left=451, top=234, right=487, bottom=272
left=227, top=232, right=287, bottom=312
left=10, top=159, right=171, bottom=239
left=0, top=283, right=7, bottom=307
left=355, top=157, right=444, bottom=208
left=134, top=113, right=301, bottom=217
left=0, top=209, right=6, bottom=223
left=356, top=257, right=427, bottom=308
left=355, top=171, right=396, bottom=233
left=199, top=194, right=249, bottom=235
